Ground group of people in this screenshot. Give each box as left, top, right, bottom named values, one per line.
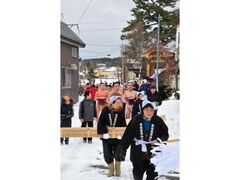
left=60, top=80, right=169, bottom=180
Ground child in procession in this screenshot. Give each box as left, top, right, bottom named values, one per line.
left=79, top=91, right=97, bottom=143
left=60, top=96, right=74, bottom=145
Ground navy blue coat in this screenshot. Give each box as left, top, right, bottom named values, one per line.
left=121, top=114, right=169, bottom=165
left=61, top=102, right=74, bottom=127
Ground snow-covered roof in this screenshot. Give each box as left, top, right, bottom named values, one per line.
left=97, top=67, right=106, bottom=70
left=105, top=67, right=117, bottom=71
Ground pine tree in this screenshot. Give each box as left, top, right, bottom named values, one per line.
left=122, top=0, right=179, bottom=44
left=87, top=68, right=97, bottom=84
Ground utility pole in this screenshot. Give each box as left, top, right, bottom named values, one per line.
left=121, top=44, right=125, bottom=83
left=156, top=14, right=160, bottom=92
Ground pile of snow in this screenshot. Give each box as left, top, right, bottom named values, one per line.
left=152, top=99, right=179, bottom=177
left=151, top=142, right=179, bottom=176
left=157, top=100, right=179, bottom=140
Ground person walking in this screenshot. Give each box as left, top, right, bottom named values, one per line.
left=123, top=82, right=138, bottom=119
left=97, top=96, right=126, bottom=177
left=79, top=91, right=97, bottom=143
left=60, top=96, right=74, bottom=145
left=138, top=79, right=149, bottom=94
left=120, top=99, right=169, bottom=180
left=131, top=91, right=145, bottom=118
left=147, top=85, right=162, bottom=115
left=108, top=82, right=123, bottom=100
left=95, top=83, right=109, bottom=117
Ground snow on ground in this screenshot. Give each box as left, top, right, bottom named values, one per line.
left=61, top=96, right=179, bottom=180
left=157, top=100, right=179, bottom=140
left=151, top=143, right=179, bottom=176
left=61, top=96, right=134, bottom=180
left=61, top=137, right=134, bottom=180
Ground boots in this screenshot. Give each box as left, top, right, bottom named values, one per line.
left=107, top=162, right=114, bottom=177
left=115, top=161, right=121, bottom=176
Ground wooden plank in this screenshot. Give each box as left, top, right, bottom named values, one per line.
left=159, top=114, right=166, bottom=121
left=166, top=139, right=179, bottom=143
left=60, top=127, right=179, bottom=143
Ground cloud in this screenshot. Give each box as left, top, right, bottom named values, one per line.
left=61, top=0, right=135, bottom=59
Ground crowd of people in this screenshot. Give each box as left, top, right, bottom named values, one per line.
left=60, top=80, right=170, bottom=179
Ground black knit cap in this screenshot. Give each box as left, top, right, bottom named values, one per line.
left=142, top=103, right=154, bottom=110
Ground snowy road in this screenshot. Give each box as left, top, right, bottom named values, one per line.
left=61, top=97, right=135, bottom=180
left=61, top=137, right=134, bottom=180
left=61, top=97, right=179, bottom=180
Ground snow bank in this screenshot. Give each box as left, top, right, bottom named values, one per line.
left=151, top=142, right=179, bottom=176
left=157, top=100, right=179, bottom=140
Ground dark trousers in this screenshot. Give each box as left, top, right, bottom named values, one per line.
left=132, top=160, right=158, bottom=180
left=60, top=137, right=69, bottom=144
left=60, top=119, right=71, bottom=144
left=102, top=139, right=121, bottom=164
left=81, top=121, right=93, bottom=142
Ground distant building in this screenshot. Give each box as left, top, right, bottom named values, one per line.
left=141, top=45, right=176, bottom=88
left=126, top=58, right=142, bottom=80
left=61, top=21, right=86, bottom=103
left=94, top=66, right=121, bottom=83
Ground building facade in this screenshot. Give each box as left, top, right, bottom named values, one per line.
left=61, top=22, right=86, bottom=103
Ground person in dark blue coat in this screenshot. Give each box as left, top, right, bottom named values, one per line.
left=60, top=96, right=74, bottom=145
left=138, top=79, right=149, bottom=94
left=120, top=100, right=169, bottom=180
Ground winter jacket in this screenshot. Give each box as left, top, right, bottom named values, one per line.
left=97, top=106, right=126, bottom=135
left=61, top=102, right=74, bottom=127
left=79, top=99, right=97, bottom=121
left=120, top=114, right=169, bottom=165
left=147, top=91, right=162, bottom=106
left=138, top=83, right=149, bottom=94
left=133, top=83, right=139, bottom=92
left=132, top=99, right=143, bottom=118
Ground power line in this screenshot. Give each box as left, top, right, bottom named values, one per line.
left=86, top=43, right=121, bottom=47
left=80, top=47, right=120, bottom=54
left=79, top=20, right=128, bottom=25
left=77, top=0, right=94, bottom=24
left=80, top=27, right=122, bottom=32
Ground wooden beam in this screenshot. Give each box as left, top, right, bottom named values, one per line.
left=60, top=127, right=179, bottom=143
left=159, top=114, right=166, bottom=121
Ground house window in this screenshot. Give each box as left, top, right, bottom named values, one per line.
left=61, top=67, right=71, bottom=88
left=72, top=47, right=78, bottom=58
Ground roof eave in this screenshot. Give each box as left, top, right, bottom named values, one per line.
left=61, top=36, right=86, bottom=48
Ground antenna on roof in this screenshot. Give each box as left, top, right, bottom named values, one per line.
left=61, top=13, right=65, bottom=22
